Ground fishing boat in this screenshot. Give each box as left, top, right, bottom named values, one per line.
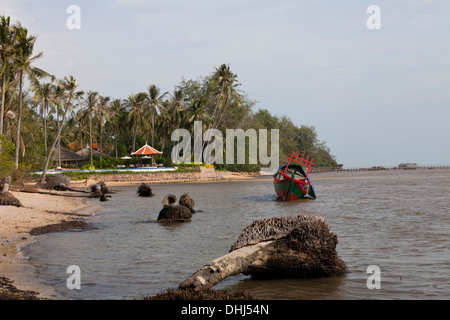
left=273, top=152, right=316, bottom=201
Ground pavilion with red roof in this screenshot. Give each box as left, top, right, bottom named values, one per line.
left=131, top=143, right=162, bottom=166
left=131, top=143, right=162, bottom=156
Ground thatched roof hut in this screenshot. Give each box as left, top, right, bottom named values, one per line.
left=52, top=147, right=85, bottom=166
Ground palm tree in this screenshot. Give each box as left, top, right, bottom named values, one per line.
left=32, top=81, right=54, bottom=159
left=168, top=88, right=185, bottom=129
left=51, top=83, right=65, bottom=167
left=81, top=91, right=99, bottom=166
left=97, top=95, right=110, bottom=164
left=147, top=85, right=167, bottom=164
left=39, top=76, right=79, bottom=183
left=0, top=15, right=15, bottom=141
left=209, top=63, right=242, bottom=130
left=184, top=97, right=212, bottom=164
left=109, top=98, right=125, bottom=159
left=126, top=92, right=148, bottom=153
left=12, top=23, right=50, bottom=171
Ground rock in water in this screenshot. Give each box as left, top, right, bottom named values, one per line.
left=179, top=193, right=195, bottom=213
left=157, top=204, right=192, bottom=222
left=137, top=183, right=154, bottom=197
left=162, top=194, right=177, bottom=207
left=90, top=182, right=109, bottom=197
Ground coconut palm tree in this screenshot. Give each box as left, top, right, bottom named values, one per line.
left=0, top=16, right=15, bottom=140
left=12, top=23, right=50, bottom=171
left=39, top=76, right=79, bottom=183
left=97, top=95, right=110, bottom=163
left=108, top=98, right=125, bottom=159
left=168, top=88, right=185, bottom=129
left=126, top=92, right=148, bottom=153
left=209, top=63, right=242, bottom=130
left=81, top=90, right=100, bottom=166
left=32, top=81, right=54, bottom=159
left=147, top=85, right=167, bottom=164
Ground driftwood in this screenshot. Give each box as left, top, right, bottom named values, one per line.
left=16, top=188, right=91, bottom=198
left=179, top=215, right=348, bottom=291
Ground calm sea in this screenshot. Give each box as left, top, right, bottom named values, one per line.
left=23, top=169, right=450, bottom=300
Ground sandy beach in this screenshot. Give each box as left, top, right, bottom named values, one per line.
left=0, top=172, right=265, bottom=299
left=0, top=189, right=99, bottom=299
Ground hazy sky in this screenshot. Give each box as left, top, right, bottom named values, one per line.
left=2, top=0, right=449, bottom=167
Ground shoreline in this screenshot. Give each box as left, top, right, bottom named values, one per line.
left=0, top=172, right=265, bottom=300
left=0, top=190, right=99, bottom=300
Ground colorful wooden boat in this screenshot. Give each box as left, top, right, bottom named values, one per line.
left=273, top=152, right=316, bottom=201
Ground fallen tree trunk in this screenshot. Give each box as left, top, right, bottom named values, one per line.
left=16, top=188, right=92, bottom=198
left=179, top=215, right=348, bottom=291
left=179, top=241, right=275, bottom=290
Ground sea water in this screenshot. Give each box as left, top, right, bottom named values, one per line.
left=23, top=169, right=450, bottom=299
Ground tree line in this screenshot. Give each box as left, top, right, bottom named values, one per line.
left=0, top=16, right=338, bottom=182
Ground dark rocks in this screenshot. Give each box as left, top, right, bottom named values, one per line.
left=137, top=183, right=154, bottom=197
left=157, top=204, right=192, bottom=222
left=0, top=192, right=22, bottom=207
left=29, top=220, right=96, bottom=236
left=179, top=193, right=195, bottom=213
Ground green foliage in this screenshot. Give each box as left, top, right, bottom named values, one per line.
left=0, top=135, right=15, bottom=177
left=0, top=14, right=339, bottom=175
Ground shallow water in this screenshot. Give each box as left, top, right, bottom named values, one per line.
left=23, top=169, right=450, bottom=300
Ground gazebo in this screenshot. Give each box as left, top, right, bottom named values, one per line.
left=131, top=143, right=162, bottom=166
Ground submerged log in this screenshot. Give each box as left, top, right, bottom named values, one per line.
left=179, top=215, right=348, bottom=291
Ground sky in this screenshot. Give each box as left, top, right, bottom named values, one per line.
left=2, top=0, right=449, bottom=167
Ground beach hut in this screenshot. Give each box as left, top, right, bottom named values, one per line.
left=131, top=143, right=162, bottom=166
left=52, top=147, right=85, bottom=166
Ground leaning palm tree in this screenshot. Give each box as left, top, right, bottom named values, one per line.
left=12, top=23, right=50, bottom=171
left=39, top=76, right=79, bottom=183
